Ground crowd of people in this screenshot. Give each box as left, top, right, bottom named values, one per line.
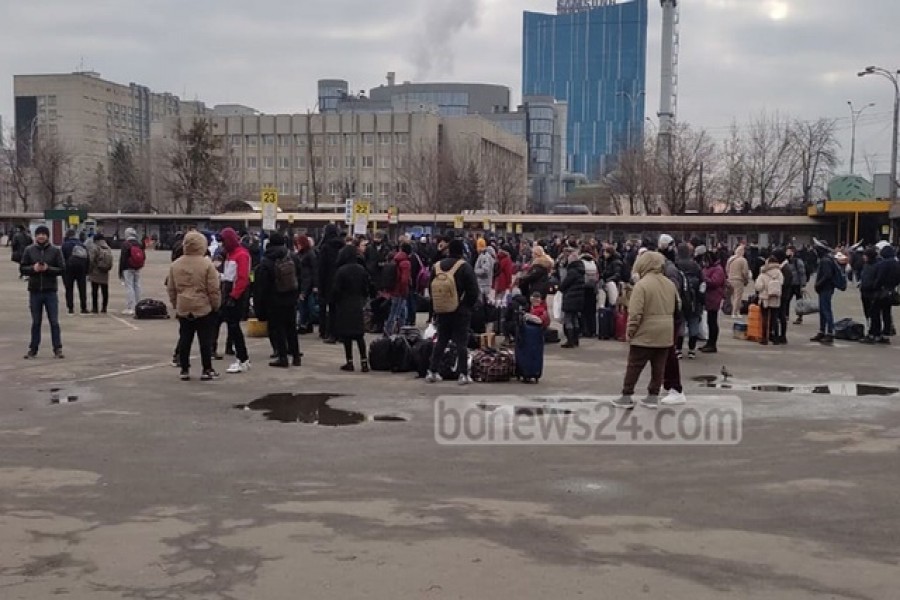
left=10, top=222, right=900, bottom=397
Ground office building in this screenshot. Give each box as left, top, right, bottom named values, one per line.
left=523, top=0, right=648, bottom=179
left=368, top=79, right=511, bottom=117
left=153, top=110, right=527, bottom=214
left=13, top=71, right=206, bottom=206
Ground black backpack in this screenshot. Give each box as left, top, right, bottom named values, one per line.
left=368, top=337, right=393, bottom=371
left=678, top=269, right=702, bottom=317
left=274, top=255, right=298, bottom=293
left=378, top=261, right=398, bottom=291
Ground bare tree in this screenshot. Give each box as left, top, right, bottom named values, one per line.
left=31, top=129, right=75, bottom=209
left=657, top=123, right=716, bottom=214
left=162, top=118, right=230, bottom=214
left=109, top=141, right=153, bottom=212
left=481, top=149, right=526, bottom=214
left=745, top=111, right=801, bottom=209
left=397, top=140, right=442, bottom=214
left=86, top=162, right=111, bottom=211
left=0, top=131, right=33, bottom=212
left=717, top=122, right=753, bottom=212
left=791, top=117, right=839, bottom=204
left=605, top=136, right=658, bottom=215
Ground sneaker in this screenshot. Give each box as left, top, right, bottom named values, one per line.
left=292, top=355, right=302, bottom=367
left=859, top=336, right=876, bottom=345
left=180, top=370, right=190, bottom=381
left=425, top=371, right=442, bottom=383
left=675, top=350, right=683, bottom=360
left=340, top=362, right=355, bottom=372
left=67, top=311, right=74, bottom=316
left=820, top=334, right=834, bottom=346
left=170, top=358, right=180, bottom=368
left=24, top=350, right=37, bottom=360
left=810, top=332, right=825, bottom=342
left=361, top=360, right=370, bottom=373
left=660, top=390, right=687, bottom=406
left=269, top=359, right=290, bottom=368
left=611, top=395, right=635, bottom=409
left=877, top=336, right=891, bottom=345
left=793, top=317, right=803, bottom=325
left=699, top=346, right=717, bottom=354
left=640, top=395, right=660, bottom=409
left=121, top=309, right=134, bottom=316
left=200, top=370, right=220, bottom=381
left=226, top=360, right=251, bottom=374
left=53, top=349, right=65, bottom=359
left=458, top=374, right=472, bottom=386
left=687, top=350, right=697, bottom=360
left=212, top=352, right=225, bottom=361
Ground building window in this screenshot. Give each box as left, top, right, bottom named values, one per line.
left=313, top=135, right=323, bottom=147
left=344, top=156, right=356, bottom=169
left=263, top=181, right=274, bottom=190
left=363, top=133, right=374, bottom=145
left=279, top=182, right=290, bottom=195
left=245, top=182, right=259, bottom=193
left=327, top=156, right=339, bottom=170
left=262, top=156, right=274, bottom=169
left=230, top=183, right=240, bottom=195
left=49, top=124, right=58, bottom=136
left=328, top=182, right=341, bottom=196
left=279, top=156, right=291, bottom=169
left=378, top=133, right=391, bottom=145
left=344, top=134, right=357, bottom=147
left=48, top=95, right=57, bottom=107
left=48, top=110, right=57, bottom=121
left=394, top=133, right=408, bottom=145
left=295, top=134, right=307, bottom=146
left=262, top=135, right=275, bottom=146
left=230, top=157, right=241, bottom=169
left=394, top=156, right=405, bottom=169
left=396, top=182, right=408, bottom=195
left=361, top=156, right=374, bottom=169
left=246, top=156, right=258, bottom=169
left=380, top=156, right=391, bottom=169
left=246, top=135, right=258, bottom=147
left=230, top=135, right=242, bottom=146
left=295, top=182, right=305, bottom=195
left=327, top=134, right=339, bottom=146
left=278, top=134, right=291, bottom=146
left=379, top=182, right=391, bottom=196
left=361, top=183, right=374, bottom=198
left=295, top=156, right=306, bottom=169
left=311, top=156, right=323, bottom=169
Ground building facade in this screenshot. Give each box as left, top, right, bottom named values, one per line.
left=13, top=72, right=205, bottom=207
left=153, top=111, right=527, bottom=214
left=523, top=0, right=648, bottom=180
left=368, top=80, right=511, bottom=117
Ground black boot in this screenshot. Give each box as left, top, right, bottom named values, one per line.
left=361, top=359, right=370, bottom=373
left=810, top=332, right=825, bottom=342
left=820, top=334, right=834, bottom=345
left=340, top=361, right=355, bottom=372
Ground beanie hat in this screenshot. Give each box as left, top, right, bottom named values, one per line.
left=35, top=225, right=50, bottom=237
left=220, top=227, right=240, bottom=251
left=476, top=238, right=487, bottom=252
left=693, top=245, right=707, bottom=258
left=94, top=233, right=105, bottom=242
left=268, top=232, right=287, bottom=247
left=448, top=239, right=465, bottom=257
left=124, top=228, right=138, bottom=240
left=658, top=234, right=674, bottom=250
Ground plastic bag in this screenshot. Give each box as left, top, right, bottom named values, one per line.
left=551, top=293, right=563, bottom=322
left=699, top=311, right=709, bottom=341
left=423, top=322, right=437, bottom=341
left=795, top=295, right=819, bottom=316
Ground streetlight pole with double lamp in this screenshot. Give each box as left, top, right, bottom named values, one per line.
left=858, top=66, right=899, bottom=203
left=847, top=100, right=875, bottom=175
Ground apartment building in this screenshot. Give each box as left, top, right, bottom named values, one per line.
left=153, top=110, right=527, bottom=214
left=13, top=71, right=205, bottom=205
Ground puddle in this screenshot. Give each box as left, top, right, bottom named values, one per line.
left=693, top=377, right=899, bottom=397
left=235, top=393, right=408, bottom=426
left=45, top=387, right=79, bottom=405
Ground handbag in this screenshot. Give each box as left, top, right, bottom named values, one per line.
left=795, top=294, right=819, bottom=316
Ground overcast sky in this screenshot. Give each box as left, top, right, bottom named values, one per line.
left=1, top=0, right=898, bottom=175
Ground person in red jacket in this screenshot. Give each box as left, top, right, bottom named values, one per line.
left=384, top=243, right=412, bottom=335
left=493, top=248, right=515, bottom=299
left=525, top=292, right=551, bottom=329
left=219, top=228, right=252, bottom=373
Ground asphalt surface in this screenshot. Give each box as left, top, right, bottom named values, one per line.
left=1, top=249, right=899, bottom=599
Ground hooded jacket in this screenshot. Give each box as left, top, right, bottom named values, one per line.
left=755, top=261, right=785, bottom=308
left=332, top=245, right=371, bottom=339
left=874, top=246, right=900, bottom=293
left=627, top=251, right=680, bottom=347
left=726, top=246, right=750, bottom=285
left=317, top=225, right=345, bottom=300
left=254, top=243, right=302, bottom=320
left=559, top=258, right=587, bottom=312
left=20, top=239, right=66, bottom=293
left=166, top=231, right=221, bottom=318
left=386, top=250, right=411, bottom=298
left=519, top=250, right=553, bottom=298
left=119, top=228, right=144, bottom=276
left=474, top=247, right=497, bottom=295
left=88, top=238, right=114, bottom=285
left=220, top=228, right=251, bottom=304
left=492, top=250, right=515, bottom=293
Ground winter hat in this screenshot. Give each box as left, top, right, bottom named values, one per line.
left=220, top=227, right=240, bottom=251
left=693, top=245, right=708, bottom=258
left=658, top=234, right=674, bottom=251
left=875, top=240, right=891, bottom=251
left=476, top=238, right=487, bottom=252
left=268, top=232, right=287, bottom=247
left=124, top=228, right=138, bottom=240
left=864, top=247, right=879, bottom=261
left=448, top=239, right=465, bottom=257
left=771, top=249, right=787, bottom=262
left=35, top=225, right=50, bottom=237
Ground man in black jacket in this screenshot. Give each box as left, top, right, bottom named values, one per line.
left=426, top=239, right=480, bottom=385
left=254, top=233, right=302, bottom=368
left=317, top=224, right=345, bottom=343
left=20, top=225, right=66, bottom=359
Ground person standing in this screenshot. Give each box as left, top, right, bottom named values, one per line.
left=317, top=224, right=345, bottom=343
left=810, top=247, right=847, bottom=345
left=296, top=235, right=318, bottom=335
left=726, top=244, right=750, bottom=318
left=88, top=233, right=114, bottom=314
left=254, top=233, right=302, bottom=368
left=384, top=244, right=411, bottom=336
left=787, top=245, right=808, bottom=325
left=871, top=243, right=900, bottom=344
left=332, top=243, right=372, bottom=372
left=755, top=256, right=784, bottom=345
left=558, top=249, right=586, bottom=348
left=473, top=241, right=496, bottom=303
left=119, top=227, right=145, bottom=315
left=20, top=226, right=66, bottom=359
left=426, top=239, right=480, bottom=385
left=773, top=249, right=793, bottom=344
left=613, top=251, right=680, bottom=409
left=700, top=250, right=726, bottom=353
left=61, top=229, right=90, bottom=315
left=11, top=226, right=33, bottom=275
left=219, top=228, right=252, bottom=374
left=167, top=231, right=221, bottom=381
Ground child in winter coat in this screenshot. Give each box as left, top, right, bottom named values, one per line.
left=525, top=292, right=551, bottom=329
left=755, top=256, right=784, bottom=345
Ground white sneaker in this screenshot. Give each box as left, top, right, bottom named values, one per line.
left=425, top=371, right=442, bottom=383
left=121, top=309, right=134, bottom=316
left=226, top=360, right=251, bottom=374
left=660, top=390, right=687, bottom=406
left=458, top=374, right=472, bottom=386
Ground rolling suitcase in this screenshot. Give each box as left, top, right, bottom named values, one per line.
left=515, top=323, right=545, bottom=383
left=615, top=309, right=628, bottom=342
left=598, top=307, right=615, bottom=340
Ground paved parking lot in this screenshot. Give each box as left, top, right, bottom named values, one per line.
left=1, top=249, right=898, bottom=599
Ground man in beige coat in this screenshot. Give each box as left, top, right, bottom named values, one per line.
left=726, top=244, right=750, bottom=318
left=167, top=231, right=221, bottom=381
left=613, top=251, right=680, bottom=409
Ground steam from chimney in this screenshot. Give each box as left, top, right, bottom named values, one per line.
left=411, top=0, right=481, bottom=79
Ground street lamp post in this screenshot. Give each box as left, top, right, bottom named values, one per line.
left=858, top=66, right=899, bottom=203
left=847, top=100, right=875, bottom=175
left=617, top=90, right=646, bottom=147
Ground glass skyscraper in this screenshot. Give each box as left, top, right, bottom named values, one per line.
left=523, top=0, right=648, bottom=180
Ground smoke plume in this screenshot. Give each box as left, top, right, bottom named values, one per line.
left=411, top=0, right=481, bottom=80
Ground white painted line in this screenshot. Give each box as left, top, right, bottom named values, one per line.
left=109, top=315, right=141, bottom=331
left=79, top=363, right=169, bottom=382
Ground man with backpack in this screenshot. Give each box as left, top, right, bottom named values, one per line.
left=811, top=245, right=847, bottom=345
left=61, top=229, right=90, bottom=315
left=119, top=227, right=146, bottom=316
left=425, top=239, right=480, bottom=385
left=88, top=233, right=114, bottom=314
left=254, top=232, right=302, bottom=368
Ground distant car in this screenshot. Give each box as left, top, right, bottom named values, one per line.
left=550, top=204, right=592, bottom=215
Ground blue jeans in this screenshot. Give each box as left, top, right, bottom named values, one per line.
left=818, top=289, right=834, bottom=334
left=29, top=291, right=62, bottom=352
left=384, top=296, right=408, bottom=336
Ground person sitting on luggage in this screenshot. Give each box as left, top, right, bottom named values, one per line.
left=524, top=292, right=550, bottom=329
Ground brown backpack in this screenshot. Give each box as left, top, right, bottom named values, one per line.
left=431, top=260, right=465, bottom=314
